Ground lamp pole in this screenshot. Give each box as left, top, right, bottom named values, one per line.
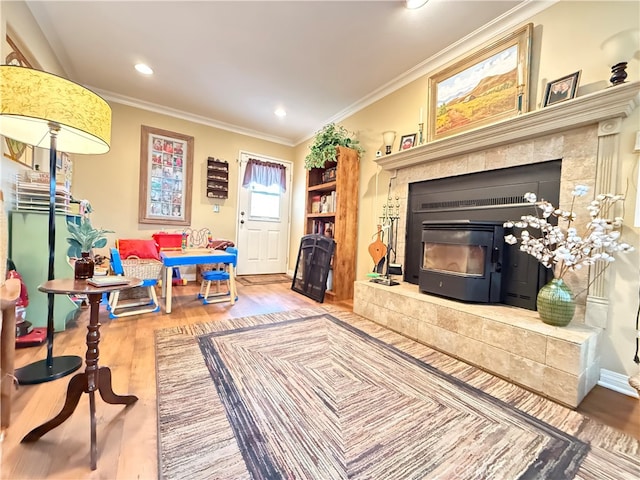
left=14, top=124, right=83, bottom=384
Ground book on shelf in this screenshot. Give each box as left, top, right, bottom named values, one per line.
left=312, top=220, right=334, bottom=238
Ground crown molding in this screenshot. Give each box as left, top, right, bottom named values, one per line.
left=91, top=87, right=296, bottom=147
left=91, top=1, right=558, bottom=149
left=302, top=0, right=559, bottom=146
left=375, top=81, right=640, bottom=171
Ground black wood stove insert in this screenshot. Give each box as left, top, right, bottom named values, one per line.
left=420, top=220, right=504, bottom=303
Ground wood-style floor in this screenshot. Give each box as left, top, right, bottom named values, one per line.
left=1, top=282, right=638, bottom=479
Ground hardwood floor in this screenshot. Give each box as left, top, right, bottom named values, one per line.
left=1, top=282, right=638, bottom=479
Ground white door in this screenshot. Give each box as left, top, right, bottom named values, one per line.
left=236, top=152, right=291, bottom=275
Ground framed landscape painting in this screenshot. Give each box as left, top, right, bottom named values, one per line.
left=428, top=23, right=532, bottom=141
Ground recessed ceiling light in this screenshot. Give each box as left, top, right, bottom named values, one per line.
left=274, top=108, right=286, bottom=118
left=406, top=0, right=429, bottom=9
left=135, top=63, right=153, bottom=75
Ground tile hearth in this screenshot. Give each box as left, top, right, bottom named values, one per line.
left=353, top=280, right=600, bottom=408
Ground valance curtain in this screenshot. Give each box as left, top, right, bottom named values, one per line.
left=242, top=158, right=286, bottom=193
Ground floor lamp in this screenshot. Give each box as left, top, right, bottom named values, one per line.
left=0, top=66, right=111, bottom=384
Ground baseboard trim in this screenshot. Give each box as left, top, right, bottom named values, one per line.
left=598, top=368, right=640, bottom=399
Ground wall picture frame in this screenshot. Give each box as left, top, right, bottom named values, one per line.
left=3, top=33, right=39, bottom=169
left=428, top=23, right=533, bottom=141
left=542, top=71, right=581, bottom=107
left=139, top=125, right=194, bottom=225
left=399, top=133, right=417, bottom=151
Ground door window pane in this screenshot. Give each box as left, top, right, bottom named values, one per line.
left=249, top=186, right=280, bottom=220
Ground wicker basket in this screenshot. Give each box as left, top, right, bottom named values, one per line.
left=120, top=256, right=163, bottom=280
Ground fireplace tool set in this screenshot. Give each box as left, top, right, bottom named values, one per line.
left=369, top=194, right=402, bottom=286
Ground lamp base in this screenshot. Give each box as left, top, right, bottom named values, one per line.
left=15, top=356, right=82, bottom=385
left=610, top=62, right=628, bottom=86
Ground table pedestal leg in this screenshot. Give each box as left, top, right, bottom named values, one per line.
left=21, top=366, right=138, bottom=469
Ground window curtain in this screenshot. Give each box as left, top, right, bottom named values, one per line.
left=242, top=158, right=286, bottom=193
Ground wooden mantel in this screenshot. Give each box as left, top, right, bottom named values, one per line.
left=375, top=81, right=640, bottom=171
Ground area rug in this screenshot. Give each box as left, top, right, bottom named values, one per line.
left=236, top=273, right=292, bottom=286
left=155, top=308, right=640, bottom=480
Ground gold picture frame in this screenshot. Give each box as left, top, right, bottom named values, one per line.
left=428, top=23, right=533, bottom=141
left=139, top=125, right=194, bottom=225
left=3, top=33, right=38, bottom=168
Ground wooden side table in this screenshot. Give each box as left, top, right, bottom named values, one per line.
left=21, top=277, right=142, bottom=470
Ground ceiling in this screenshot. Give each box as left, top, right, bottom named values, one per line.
left=25, top=0, right=528, bottom=146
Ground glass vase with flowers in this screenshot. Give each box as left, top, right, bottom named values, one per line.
left=504, top=185, right=633, bottom=326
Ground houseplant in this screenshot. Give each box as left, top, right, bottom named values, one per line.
left=305, top=123, right=364, bottom=169
left=67, top=202, right=113, bottom=279
left=504, top=185, right=633, bottom=326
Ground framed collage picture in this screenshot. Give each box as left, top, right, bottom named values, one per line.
left=138, top=125, right=193, bottom=225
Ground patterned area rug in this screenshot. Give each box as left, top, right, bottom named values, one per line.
left=236, top=273, right=292, bottom=286
left=155, top=308, right=640, bottom=480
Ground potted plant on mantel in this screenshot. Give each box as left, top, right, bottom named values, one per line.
left=66, top=202, right=113, bottom=279
left=304, top=123, right=365, bottom=170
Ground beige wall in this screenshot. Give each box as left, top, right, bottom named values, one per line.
left=2, top=1, right=640, bottom=379
left=71, top=102, right=293, bottom=253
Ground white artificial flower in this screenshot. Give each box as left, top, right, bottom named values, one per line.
left=572, top=185, right=589, bottom=197
left=504, top=184, right=633, bottom=280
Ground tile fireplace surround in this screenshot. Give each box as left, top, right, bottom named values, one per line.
left=354, top=82, right=640, bottom=408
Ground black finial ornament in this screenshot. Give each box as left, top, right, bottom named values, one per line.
left=610, top=62, right=628, bottom=86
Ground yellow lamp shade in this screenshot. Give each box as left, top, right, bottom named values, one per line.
left=0, top=65, right=111, bottom=154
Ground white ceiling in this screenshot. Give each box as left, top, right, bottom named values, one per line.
left=26, top=0, right=529, bottom=146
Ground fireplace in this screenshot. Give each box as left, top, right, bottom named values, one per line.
left=406, top=160, right=560, bottom=311
left=420, top=220, right=504, bottom=303
left=355, top=84, right=639, bottom=407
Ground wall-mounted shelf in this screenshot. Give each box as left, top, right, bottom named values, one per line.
left=206, top=157, right=229, bottom=199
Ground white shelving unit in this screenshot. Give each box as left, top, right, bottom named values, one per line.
left=14, top=173, right=71, bottom=213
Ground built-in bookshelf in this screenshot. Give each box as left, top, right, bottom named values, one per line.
left=303, top=146, right=359, bottom=302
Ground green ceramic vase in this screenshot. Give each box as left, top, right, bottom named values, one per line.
left=536, top=278, right=576, bottom=327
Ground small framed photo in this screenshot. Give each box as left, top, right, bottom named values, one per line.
left=399, top=133, right=417, bottom=151
left=543, top=71, right=581, bottom=107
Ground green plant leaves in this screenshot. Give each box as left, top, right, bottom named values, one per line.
left=305, top=123, right=364, bottom=169
left=66, top=218, right=113, bottom=258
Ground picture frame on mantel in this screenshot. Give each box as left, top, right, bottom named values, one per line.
left=428, top=23, right=533, bottom=141
left=139, top=125, right=194, bottom=225
left=542, top=71, right=581, bottom=107
left=399, top=133, right=417, bottom=150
